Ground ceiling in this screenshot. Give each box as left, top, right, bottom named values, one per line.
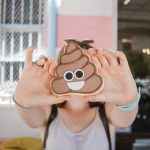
left=118, top=0, right=150, bottom=37
left=118, top=0, right=150, bottom=13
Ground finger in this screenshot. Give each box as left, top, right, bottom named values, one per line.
left=98, top=55, right=109, bottom=68
left=47, top=95, right=71, bottom=105
left=49, top=62, right=58, bottom=76
left=43, top=60, right=51, bottom=71
left=90, top=93, right=106, bottom=102
left=91, top=55, right=102, bottom=70
left=25, top=47, right=33, bottom=68
left=97, top=49, right=103, bottom=55
left=114, top=51, right=128, bottom=67
left=47, top=57, right=55, bottom=63
left=83, top=95, right=96, bottom=101
left=88, top=48, right=97, bottom=55
left=84, top=49, right=96, bottom=61
left=36, top=55, right=47, bottom=67
left=102, top=49, right=118, bottom=66
left=83, top=51, right=91, bottom=58
left=57, top=95, right=71, bottom=101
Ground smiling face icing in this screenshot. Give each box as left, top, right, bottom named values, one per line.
left=50, top=40, right=103, bottom=96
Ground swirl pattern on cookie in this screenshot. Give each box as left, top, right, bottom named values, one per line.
left=50, top=40, right=103, bottom=95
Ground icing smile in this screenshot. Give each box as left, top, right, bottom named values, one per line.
left=67, top=81, right=85, bottom=90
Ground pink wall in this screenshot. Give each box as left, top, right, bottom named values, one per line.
left=57, top=15, right=112, bottom=48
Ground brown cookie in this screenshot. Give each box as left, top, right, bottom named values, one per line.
left=50, top=40, right=104, bottom=96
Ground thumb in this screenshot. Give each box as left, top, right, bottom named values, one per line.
left=83, top=93, right=105, bottom=102
left=94, top=93, right=106, bottom=102
left=47, top=95, right=71, bottom=105
left=83, top=95, right=96, bottom=101
left=25, top=47, right=33, bottom=68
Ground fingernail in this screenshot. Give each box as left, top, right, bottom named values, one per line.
left=89, top=48, right=95, bottom=53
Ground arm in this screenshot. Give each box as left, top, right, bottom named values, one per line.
left=105, top=102, right=138, bottom=128
left=84, top=49, right=138, bottom=128
left=14, top=48, right=70, bottom=128
left=16, top=105, right=50, bottom=128
left=104, top=50, right=138, bottom=127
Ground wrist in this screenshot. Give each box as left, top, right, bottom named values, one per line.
left=117, top=91, right=139, bottom=106
left=117, top=87, right=141, bottom=111
left=13, top=94, right=32, bottom=110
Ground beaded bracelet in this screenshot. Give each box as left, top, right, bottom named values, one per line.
left=117, top=87, right=141, bottom=111
left=13, top=94, right=32, bottom=110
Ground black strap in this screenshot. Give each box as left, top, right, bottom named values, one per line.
left=43, top=104, right=112, bottom=150
left=42, top=105, right=57, bottom=149
left=99, top=103, right=112, bottom=150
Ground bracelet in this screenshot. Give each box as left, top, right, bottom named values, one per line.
left=117, top=87, right=141, bottom=111
left=12, top=94, right=32, bottom=110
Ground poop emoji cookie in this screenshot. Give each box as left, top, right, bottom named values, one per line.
left=50, top=40, right=104, bottom=96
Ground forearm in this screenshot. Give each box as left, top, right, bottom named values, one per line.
left=105, top=102, right=138, bottom=128
left=16, top=105, right=50, bottom=128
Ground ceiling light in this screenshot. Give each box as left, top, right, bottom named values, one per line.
left=142, top=49, right=146, bottom=53
left=121, top=38, right=132, bottom=43
left=123, top=0, right=131, bottom=5
left=142, top=48, right=150, bottom=55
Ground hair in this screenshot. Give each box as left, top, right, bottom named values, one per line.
left=43, top=40, right=112, bottom=150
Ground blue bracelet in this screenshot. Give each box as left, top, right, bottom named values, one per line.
left=117, top=87, right=141, bottom=111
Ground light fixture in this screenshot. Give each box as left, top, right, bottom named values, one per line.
left=123, top=0, right=132, bottom=5
left=142, top=49, right=147, bottom=53
left=121, top=38, right=132, bottom=43
left=142, top=48, right=150, bottom=55
left=146, top=48, right=149, bottom=53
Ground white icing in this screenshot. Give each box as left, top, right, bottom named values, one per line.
left=67, top=81, right=85, bottom=90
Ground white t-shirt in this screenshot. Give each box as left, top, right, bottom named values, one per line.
left=45, top=111, right=114, bottom=150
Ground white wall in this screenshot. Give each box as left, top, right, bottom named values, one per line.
left=0, top=106, right=40, bottom=138
left=58, top=0, right=113, bottom=16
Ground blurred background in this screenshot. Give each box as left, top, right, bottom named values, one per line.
left=0, top=0, right=150, bottom=149
left=117, top=0, right=150, bottom=150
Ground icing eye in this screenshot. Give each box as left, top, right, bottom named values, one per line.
left=74, top=69, right=84, bottom=79
left=64, top=71, right=74, bottom=81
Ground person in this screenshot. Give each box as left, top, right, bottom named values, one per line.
left=13, top=40, right=139, bottom=150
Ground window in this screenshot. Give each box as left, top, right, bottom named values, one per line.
left=0, top=0, right=44, bottom=104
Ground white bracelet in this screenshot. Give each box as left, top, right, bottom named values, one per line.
left=117, top=87, right=141, bottom=111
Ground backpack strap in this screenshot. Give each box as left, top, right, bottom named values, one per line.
left=42, top=105, right=58, bottom=149
left=99, top=103, right=112, bottom=150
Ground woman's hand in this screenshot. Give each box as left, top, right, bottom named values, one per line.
left=84, top=49, right=138, bottom=106
left=14, top=48, right=70, bottom=108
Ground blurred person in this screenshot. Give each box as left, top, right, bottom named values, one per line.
left=14, top=40, right=139, bottom=150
